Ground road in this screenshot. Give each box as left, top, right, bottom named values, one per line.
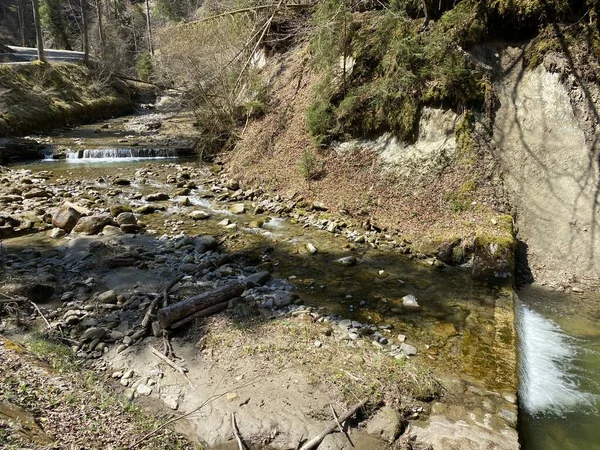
left=0, top=46, right=85, bottom=64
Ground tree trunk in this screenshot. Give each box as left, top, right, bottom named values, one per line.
left=18, top=1, right=26, bottom=47
left=94, top=0, right=105, bottom=52
left=31, top=0, right=45, bottom=62
left=145, top=0, right=154, bottom=55
left=80, top=0, right=89, bottom=63
left=157, top=281, right=246, bottom=329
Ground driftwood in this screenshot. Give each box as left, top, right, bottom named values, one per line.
left=299, top=399, right=367, bottom=450
left=157, top=281, right=245, bottom=329
left=141, top=275, right=185, bottom=328
left=157, top=271, right=271, bottom=329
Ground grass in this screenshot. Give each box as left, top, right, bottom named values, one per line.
left=206, top=315, right=442, bottom=408
left=0, top=62, right=133, bottom=137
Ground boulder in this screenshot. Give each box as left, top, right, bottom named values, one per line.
left=365, top=406, right=403, bottom=443
left=194, top=235, right=218, bottom=253
left=98, top=290, right=117, bottom=304
left=72, top=215, right=112, bottom=235
left=116, top=212, right=137, bottom=226
left=334, top=256, right=357, bottom=267
left=402, top=294, right=421, bottom=310
left=3, top=283, right=54, bottom=303
left=52, top=205, right=81, bottom=232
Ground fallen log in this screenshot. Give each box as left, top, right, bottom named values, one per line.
left=157, top=281, right=245, bottom=329
left=299, top=399, right=368, bottom=450
left=157, top=272, right=270, bottom=329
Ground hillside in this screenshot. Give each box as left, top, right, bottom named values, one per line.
left=155, top=0, right=600, bottom=287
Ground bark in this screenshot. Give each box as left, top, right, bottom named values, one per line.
left=145, top=0, right=154, bottom=55
left=80, top=0, right=89, bottom=62
left=94, top=0, right=105, bottom=52
left=31, top=0, right=45, bottom=62
left=157, top=281, right=246, bottom=329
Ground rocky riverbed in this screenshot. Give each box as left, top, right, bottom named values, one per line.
left=0, top=111, right=519, bottom=449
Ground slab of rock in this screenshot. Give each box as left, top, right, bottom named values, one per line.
left=365, top=406, right=403, bottom=443
left=72, top=215, right=112, bottom=235
left=400, top=343, right=417, bottom=356
left=189, top=210, right=211, bottom=220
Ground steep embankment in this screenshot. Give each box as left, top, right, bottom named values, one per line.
left=0, top=62, right=133, bottom=137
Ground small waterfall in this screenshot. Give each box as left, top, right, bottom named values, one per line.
left=517, top=296, right=597, bottom=417
left=66, top=148, right=179, bottom=160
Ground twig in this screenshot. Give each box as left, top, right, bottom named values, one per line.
left=127, top=391, right=225, bottom=449
left=30, top=301, right=52, bottom=329
left=299, top=399, right=367, bottom=450
left=330, top=404, right=354, bottom=447
left=149, top=345, right=197, bottom=393
left=232, top=412, right=245, bottom=450
left=141, top=297, right=160, bottom=328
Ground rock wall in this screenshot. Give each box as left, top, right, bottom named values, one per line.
left=493, top=47, right=600, bottom=287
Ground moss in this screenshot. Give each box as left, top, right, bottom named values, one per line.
left=307, top=0, right=489, bottom=146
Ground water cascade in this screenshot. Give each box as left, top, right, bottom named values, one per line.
left=517, top=297, right=596, bottom=417
left=66, top=148, right=178, bottom=160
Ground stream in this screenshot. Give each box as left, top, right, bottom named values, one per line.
left=4, top=110, right=600, bottom=449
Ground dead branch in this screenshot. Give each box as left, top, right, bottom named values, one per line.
left=232, top=412, right=246, bottom=450
left=299, top=399, right=368, bottom=450
left=141, top=297, right=160, bottom=328
left=330, top=404, right=353, bottom=447
left=150, top=345, right=187, bottom=375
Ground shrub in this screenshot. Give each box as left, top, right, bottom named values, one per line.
left=298, top=148, right=318, bottom=180
left=136, top=52, right=154, bottom=81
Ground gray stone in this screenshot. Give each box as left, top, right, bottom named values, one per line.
left=230, top=203, right=245, bottom=214
left=400, top=343, right=417, bottom=356
left=145, top=193, right=169, bottom=201
left=189, top=210, right=211, bottom=220
left=116, top=212, right=136, bottom=226
left=52, top=205, right=81, bottom=232
left=365, top=406, right=403, bottom=443
left=136, top=384, right=153, bottom=396
left=49, top=227, right=66, bottom=239
left=98, top=290, right=117, bottom=304
left=81, top=327, right=106, bottom=342
left=306, top=243, right=318, bottom=254
left=402, top=294, right=420, bottom=310
left=334, top=256, right=357, bottom=267
left=72, top=215, right=112, bottom=235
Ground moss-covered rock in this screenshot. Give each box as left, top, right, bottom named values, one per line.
left=472, top=216, right=515, bottom=282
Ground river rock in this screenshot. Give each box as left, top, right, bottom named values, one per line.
left=230, top=203, right=246, bottom=214
left=189, top=210, right=211, bottom=220
left=116, top=212, right=137, bottom=226
left=400, top=343, right=417, bottom=356
left=49, top=227, right=66, bottom=239
left=52, top=205, right=82, bottom=232
left=109, top=205, right=132, bottom=217
left=334, top=256, right=357, bottom=267
left=145, top=193, right=169, bottom=201
left=98, top=290, right=118, bottom=304
left=81, top=327, right=106, bottom=342
left=113, top=178, right=131, bottom=186
left=135, top=205, right=155, bottom=214
left=136, top=384, right=152, bottom=396
left=72, top=215, right=112, bottom=235
left=306, top=243, right=318, bottom=254
left=102, top=225, right=123, bottom=236
left=402, top=294, right=421, bottom=310
left=23, top=188, right=49, bottom=199
left=365, top=406, right=403, bottom=443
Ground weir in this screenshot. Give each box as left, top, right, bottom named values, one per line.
left=66, top=148, right=179, bottom=160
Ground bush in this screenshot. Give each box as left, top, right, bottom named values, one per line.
left=306, top=0, right=489, bottom=146
left=136, top=52, right=154, bottom=81
left=298, top=148, right=318, bottom=180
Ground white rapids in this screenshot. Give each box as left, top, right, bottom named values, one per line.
left=517, top=297, right=597, bottom=416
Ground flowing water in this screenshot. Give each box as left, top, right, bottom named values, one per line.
left=517, top=285, right=600, bottom=450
